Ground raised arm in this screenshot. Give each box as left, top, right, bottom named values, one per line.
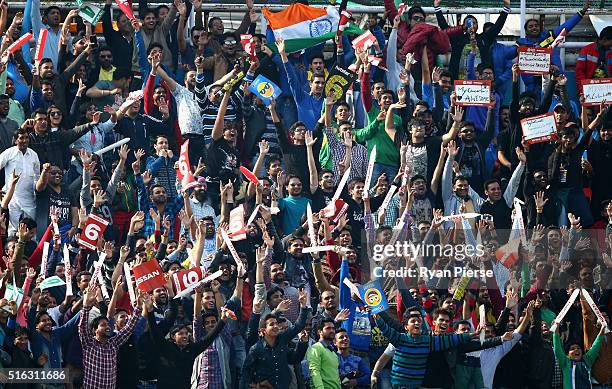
left=211, top=90, right=230, bottom=141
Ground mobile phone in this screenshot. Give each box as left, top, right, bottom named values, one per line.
left=482, top=214, right=494, bottom=222
left=90, top=35, right=98, bottom=47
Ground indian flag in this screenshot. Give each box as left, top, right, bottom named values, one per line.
left=263, top=3, right=362, bottom=53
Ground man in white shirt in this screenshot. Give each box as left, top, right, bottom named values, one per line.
left=0, top=128, right=40, bottom=231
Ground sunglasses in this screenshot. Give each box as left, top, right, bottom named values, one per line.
left=49, top=170, right=63, bottom=175
left=49, top=111, right=62, bottom=117
left=224, top=40, right=237, bottom=45
left=412, top=15, right=425, bottom=22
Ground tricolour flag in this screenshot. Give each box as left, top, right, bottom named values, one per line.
left=263, top=3, right=362, bottom=53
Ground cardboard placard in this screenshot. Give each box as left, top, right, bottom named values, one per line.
left=324, top=65, right=357, bottom=101
left=177, top=140, right=196, bottom=189
left=172, top=266, right=207, bottom=295
left=34, top=29, right=48, bottom=63
left=358, top=279, right=389, bottom=314
left=247, top=75, right=282, bottom=105
left=132, top=259, right=166, bottom=293
left=78, top=214, right=109, bottom=250
left=78, top=2, right=105, bottom=25
left=351, top=30, right=376, bottom=51
left=454, top=80, right=492, bottom=107
left=240, top=34, right=257, bottom=61
left=518, top=46, right=552, bottom=75
left=228, top=205, right=247, bottom=241
left=521, top=112, right=557, bottom=144
left=582, top=78, right=612, bottom=106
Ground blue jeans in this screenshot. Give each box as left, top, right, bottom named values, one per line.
left=371, top=163, right=399, bottom=188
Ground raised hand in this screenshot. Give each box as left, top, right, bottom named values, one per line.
left=432, top=66, right=442, bottom=83
left=515, top=147, right=527, bottom=164
left=451, top=106, right=464, bottom=123
left=258, top=139, right=269, bottom=155
left=298, top=289, right=308, bottom=307
left=304, top=131, right=317, bottom=148
left=446, top=139, right=459, bottom=157
left=93, top=190, right=108, bottom=208
left=275, top=38, right=285, bottom=54
left=534, top=191, right=548, bottom=212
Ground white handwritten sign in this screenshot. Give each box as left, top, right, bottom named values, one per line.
left=454, top=80, right=492, bottom=107
left=582, top=78, right=612, bottom=106
left=521, top=112, right=557, bottom=144
left=518, top=46, right=551, bottom=75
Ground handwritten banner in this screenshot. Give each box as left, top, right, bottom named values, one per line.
left=454, top=80, right=492, bottom=107
left=582, top=78, right=612, bottom=106
left=518, top=46, right=551, bottom=75
left=521, top=112, right=557, bottom=144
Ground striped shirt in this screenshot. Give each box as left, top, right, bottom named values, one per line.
left=322, top=125, right=368, bottom=183
left=374, top=314, right=470, bottom=388
left=194, top=72, right=254, bottom=137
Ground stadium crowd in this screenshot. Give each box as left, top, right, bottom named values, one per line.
left=0, top=0, right=608, bottom=387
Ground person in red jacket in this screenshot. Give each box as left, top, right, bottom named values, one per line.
left=576, top=26, right=612, bottom=93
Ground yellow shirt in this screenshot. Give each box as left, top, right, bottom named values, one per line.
left=99, top=66, right=116, bottom=82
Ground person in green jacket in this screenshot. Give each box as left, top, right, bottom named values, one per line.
left=306, top=318, right=341, bottom=389
left=553, top=319, right=606, bottom=389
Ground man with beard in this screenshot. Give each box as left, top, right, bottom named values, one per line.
left=0, top=129, right=39, bottom=230
left=1, top=79, right=24, bottom=128
left=26, top=288, right=81, bottom=370
left=310, top=290, right=339, bottom=340
left=85, top=46, right=117, bottom=87
left=37, top=43, right=92, bottom=113
left=31, top=4, right=64, bottom=70
left=270, top=262, right=300, bottom=323
left=523, top=169, right=558, bottom=227
left=306, top=319, right=341, bottom=389
left=442, top=140, right=484, bottom=215
left=79, top=284, right=142, bottom=389
left=199, top=32, right=247, bottom=82
left=277, top=174, right=310, bottom=236
left=133, top=4, right=178, bottom=73
left=587, top=120, right=612, bottom=219
left=35, top=163, right=79, bottom=238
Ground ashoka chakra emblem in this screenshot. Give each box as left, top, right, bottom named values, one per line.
left=309, top=19, right=333, bottom=37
